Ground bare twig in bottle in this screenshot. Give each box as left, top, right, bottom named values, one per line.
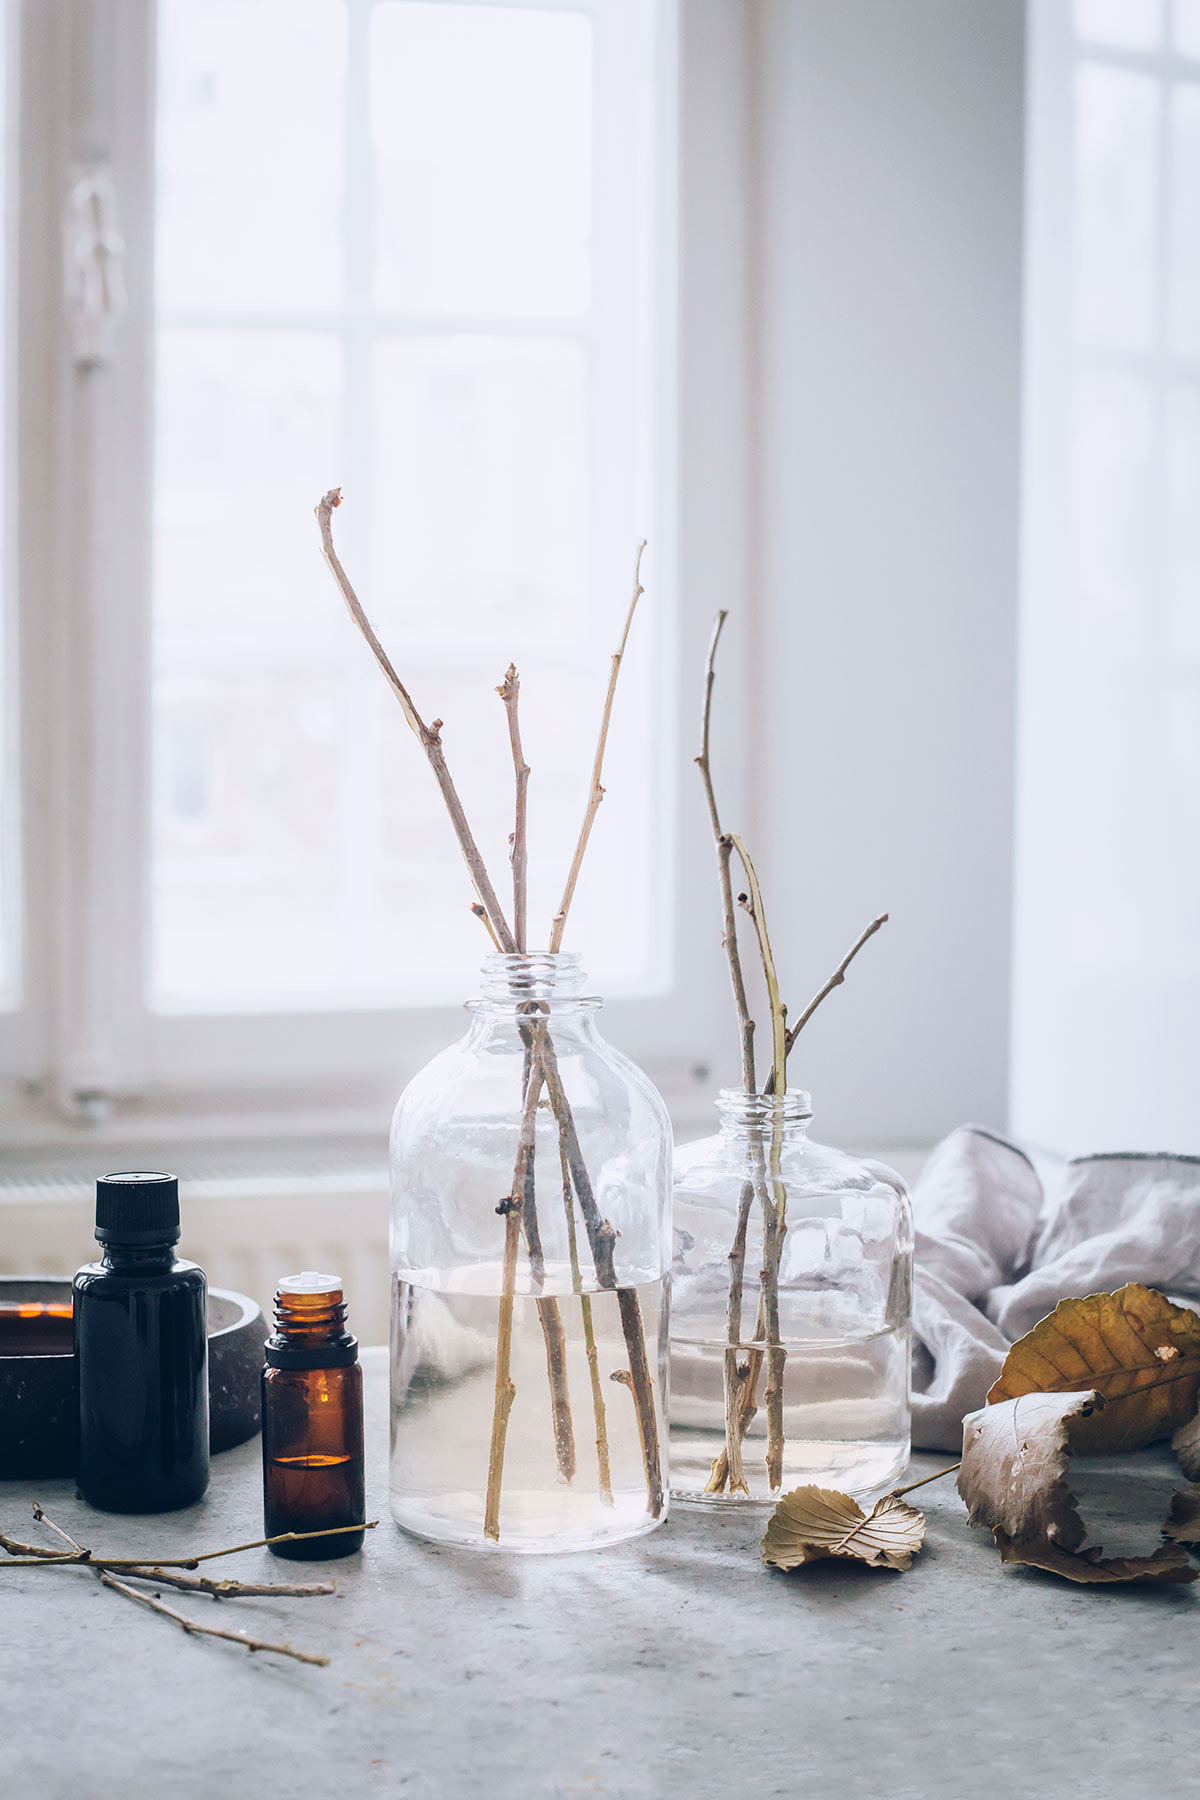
left=695, top=612, right=756, bottom=1093
left=548, top=541, right=646, bottom=952
left=559, top=1134, right=614, bottom=1505
left=97, top=1570, right=330, bottom=1666
left=471, top=900, right=503, bottom=952
left=765, top=912, right=889, bottom=1093
left=694, top=615, right=763, bottom=1492
left=713, top=1180, right=756, bottom=1496
left=483, top=1056, right=541, bottom=1541
left=497, top=664, right=530, bottom=954
left=730, top=835, right=790, bottom=1492
left=539, top=1036, right=663, bottom=1517
left=316, top=489, right=517, bottom=954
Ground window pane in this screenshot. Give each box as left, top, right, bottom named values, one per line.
left=1075, top=0, right=1163, bottom=47
left=1070, top=370, right=1155, bottom=643
left=150, top=1, right=662, bottom=1014
left=1166, top=385, right=1200, bottom=658
left=157, top=0, right=346, bottom=311
left=1176, top=0, right=1200, bottom=55
left=1169, top=83, right=1200, bottom=359
left=0, top=1, right=12, bottom=1009
left=371, top=2, right=591, bottom=316
left=370, top=335, right=589, bottom=644
left=1075, top=65, right=1160, bottom=351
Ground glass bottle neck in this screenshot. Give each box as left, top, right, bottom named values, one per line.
left=470, top=952, right=601, bottom=1019
left=715, top=1087, right=813, bottom=1144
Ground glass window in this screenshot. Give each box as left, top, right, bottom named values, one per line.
left=150, top=0, right=665, bottom=1014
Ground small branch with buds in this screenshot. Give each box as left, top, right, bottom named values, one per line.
left=1, top=1506, right=376, bottom=1665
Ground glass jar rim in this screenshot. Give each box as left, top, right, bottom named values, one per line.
left=716, top=1086, right=813, bottom=1127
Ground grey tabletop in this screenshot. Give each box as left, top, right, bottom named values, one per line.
left=2, top=1346, right=1196, bottom=1800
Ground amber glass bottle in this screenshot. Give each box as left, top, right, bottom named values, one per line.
left=262, top=1272, right=365, bottom=1560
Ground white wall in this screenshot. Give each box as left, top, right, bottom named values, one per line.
left=746, top=0, right=1027, bottom=1148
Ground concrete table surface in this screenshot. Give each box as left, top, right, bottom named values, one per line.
left=2, top=1347, right=1196, bottom=1800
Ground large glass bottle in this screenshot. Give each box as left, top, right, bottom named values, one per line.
left=670, top=1090, right=912, bottom=1503
left=389, top=952, right=672, bottom=1553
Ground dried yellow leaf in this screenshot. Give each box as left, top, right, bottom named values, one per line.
left=986, top=1283, right=1200, bottom=1453
left=762, top=1485, right=925, bottom=1573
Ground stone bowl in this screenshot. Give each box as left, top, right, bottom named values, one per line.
left=0, top=1276, right=267, bottom=1479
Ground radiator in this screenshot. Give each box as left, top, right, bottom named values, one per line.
left=0, top=1143, right=391, bottom=1346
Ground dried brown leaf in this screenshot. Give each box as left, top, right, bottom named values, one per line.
left=1163, top=1485, right=1200, bottom=1546
left=1172, top=1411, right=1200, bottom=1482
left=986, top=1283, right=1200, bottom=1453
left=762, top=1486, right=926, bottom=1573
left=959, top=1389, right=1198, bottom=1586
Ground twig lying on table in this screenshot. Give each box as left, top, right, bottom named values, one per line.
left=2, top=1507, right=377, bottom=1665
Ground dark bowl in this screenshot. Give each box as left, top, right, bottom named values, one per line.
left=0, top=1276, right=266, bottom=1479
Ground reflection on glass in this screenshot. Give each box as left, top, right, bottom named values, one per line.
left=371, top=3, right=591, bottom=316
left=1074, top=65, right=1160, bottom=351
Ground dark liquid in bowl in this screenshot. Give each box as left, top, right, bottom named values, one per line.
left=0, top=1303, right=74, bottom=1357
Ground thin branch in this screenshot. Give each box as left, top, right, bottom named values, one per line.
left=548, top=541, right=646, bottom=952
left=559, top=1133, right=614, bottom=1506
left=113, top=1567, right=336, bottom=1600
left=729, top=835, right=787, bottom=1091
left=316, top=488, right=517, bottom=953
left=893, top=1462, right=961, bottom=1499
left=484, top=1047, right=543, bottom=1540
left=471, top=900, right=503, bottom=952
left=497, top=664, right=530, bottom=954
left=97, top=1570, right=329, bottom=1666
left=766, top=912, right=889, bottom=1092
left=2, top=1520, right=378, bottom=1572
left=695, top=611, right=756, bottom=1093
left=728, top=836, right=790, bottom=1490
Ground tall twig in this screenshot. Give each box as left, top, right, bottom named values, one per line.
left=695, top=612, right=757, bottom=1093
left=765, top=912, right=889, bottom=1093
left=497, top=664, right=530, bottom=953
left=317, top=489, right=517, bottom=954
left=730, top=834, right=790, bottom=1491
left=548, top=541, right=646, bottom=952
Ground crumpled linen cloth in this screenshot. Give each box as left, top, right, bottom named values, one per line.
left=911, top=1125, right=1200, bottom=1451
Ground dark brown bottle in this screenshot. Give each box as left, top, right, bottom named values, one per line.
left=262, top=1272, right=365, bottom=1560
left=74, top=1171, right=209, bottom=1513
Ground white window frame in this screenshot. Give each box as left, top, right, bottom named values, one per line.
left=0, top=0, right=755, bottom=1139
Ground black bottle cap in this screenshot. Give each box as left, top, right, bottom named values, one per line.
left=95, top=1171, right=181, bottom=1245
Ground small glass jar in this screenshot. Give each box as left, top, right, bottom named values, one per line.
left=389, top=952, right=672, bottom=1554
left=670, top=1089, right=912, bottom=1503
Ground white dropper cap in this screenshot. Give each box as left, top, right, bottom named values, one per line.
left=277, top=1270, right=342, bottom=1294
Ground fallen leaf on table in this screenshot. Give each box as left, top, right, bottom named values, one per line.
left=1172, top=1411, right=1200, bottom=1482
left=762, top=1486, right=926, bottom=1573
left=986, top=1284, right=1200, bottom=1453
left=1163, top=1485, right=1200, bottom=1547
left=958, top=1389, right=1198, bottom=1586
